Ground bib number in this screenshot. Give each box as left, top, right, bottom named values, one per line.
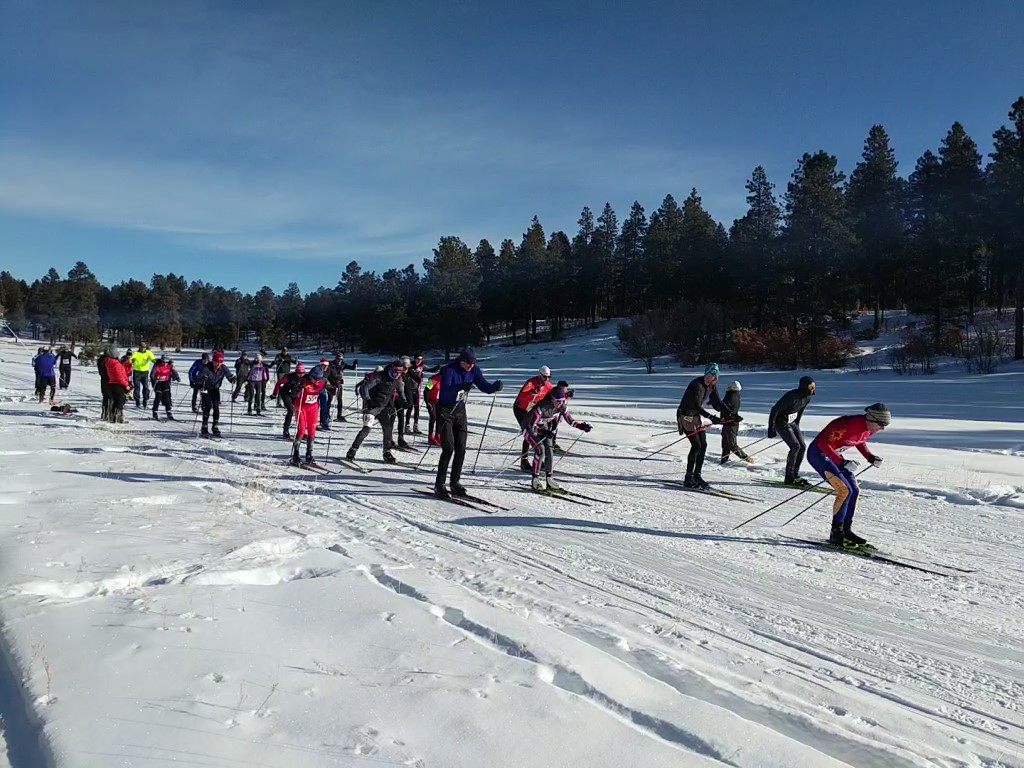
left=304, top=394, right=318, bottom=405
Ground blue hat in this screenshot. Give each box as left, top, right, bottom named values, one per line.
left=459, top=346, right=477, bottom=364
left=704, top=362, right=720, bottom=377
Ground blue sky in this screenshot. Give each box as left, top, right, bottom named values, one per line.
left=2, top=0, right=1022, bottom=294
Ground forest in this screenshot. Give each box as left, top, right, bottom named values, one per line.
left=2, top=97, right=1021, bottom=369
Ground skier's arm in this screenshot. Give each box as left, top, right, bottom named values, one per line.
left=344, top=360, right=358, bottom=371
left=855, top=441, right=875, bottom=461
left=794, top=405, right=806, bottom=426
left=708, top=387, right=724, bottom=415
left=425, top=364, right=440, bottom=373
left=768, top=395, right=783, bottom=428
left=471, top=367, right=500, bottom=394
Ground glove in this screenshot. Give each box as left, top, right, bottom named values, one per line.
left=710, top=415, right=722, bottom=425
left=733, top=414, right=743, bottom=423
left=461, top=382, right=474, bottom=392
left=841, top=458, right=860, bottom=471
left=578, top=422, right=592, bottom=433
left=869, top=455, right=883, bottom=468
left=353, top=359, right=359, bottom=366
left=494, top=380, right=504, bottom=392
left=767, top=427, right=777, bottom=439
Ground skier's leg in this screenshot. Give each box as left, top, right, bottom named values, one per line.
left=434, top=407, right=455, bottom=488
left=789, top=425, right=807, bottom=479
left=694, top=431, right=708, bottom=480
left=211, top=394, right=221, bottom=429
left=412, top=398, right=420, bottom=431
left=777, top=424, right=800, bottom=482
left=449, top=408, right=469, bottom=485
left=201, top=392, right=211, bottom=430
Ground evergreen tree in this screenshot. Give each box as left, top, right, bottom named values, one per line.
left=147, top=273, right=184, bottom=348
left=497, top=238, right=520, bottom=343
left=679, top=188, right=723, bottom=297
left=63, top=262, right=101, bottom=342
left=473, top=239, right=499, bottom=342
left=423, top=236, right=481, bottom=354
left=277, top=282, right=304, bottom=344
left=252, top=286, right=278, bottom=345
left=730, top=167, right=782, bottom=327
left=845, top=126, right=907, bottom=332
left=545, top=230, right=572, bottom=337
left=987, top=97, right=1024, bottom=358
left=616, top=201, right=647, bottom=314
left=594, top=202, right=619, bottom=319
left=519, top=216, right=547, bottom=339
left=27, top=268, right=66, bottom=342
left=0, top=271, right=29, bottom=327
left=642, top=194, right=685, bottom=306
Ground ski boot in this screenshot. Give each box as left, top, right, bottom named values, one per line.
left=290, top=446, right=301, bottom=466
left=192, top=406, right=200, bottom=414
left=519, top=459, right=532, bottom=473
left=741, top=455, right=754, bottom=464
left=788, top=477, right=812, bottom=488
left=531, top=476, right=547, bottom=492
left=693, top=476, right=711, bottom=491
left=842, top=522, right=871, bottom=550
left=212, top=426, right=222, bottom=438
left=382, top=451, right=397, bottom=465
left=545, top=475, right=563, bottom=492
left=829, top=526, right=845, bottom=547
left=683, top=475, right=699, bottom=489
left=398, top=439, right=410, bottom=449
left=338, top=415, right=348, bottom=423
left=166, top=413, right=176, bottom=421
left=720, top=454, right=730, bottom=465
left=346, top=448, right=357, bottom=461
left=282, top=429, right=292, bottom=441
left=200, top=426, right=210, bottom=438
left=434, top=484, right=451, bottom=500
left=302, top=451, right=314, bottom=467
left=152, top=411, right=159, bottom=421
left=411, top=426, right=422, bottom=435
left=450, top=481, right=468, bottom=497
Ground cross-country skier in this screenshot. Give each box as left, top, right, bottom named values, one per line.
left=676, top=362, right=725, bottom=490
left=273, top=348, right=295, bottom=406
left=720, top=381, right=752, bottom=465
left=57, top=344, right=77, bottom=389
left=768, top=375, right=816, bottom=487
left=406, top=354, right=439, bottom=435
left=104, top=351, right=131, bottom=423
left=525, top=381, right=592, bottom=492
left=514, top=366, right=554, bottom=471
left=327, top=352, right=358, bottom=423
left=291, top=370, right=326, bottom=466
left=150, top=354, right=180, bottom=420
left=34, top=347, right=58, bottom=404
left=130, top=344, right=157, bottom=409
left=314, top=358, right=335, bottom=429
left=271, top=362, right=306, bottom=439
left=346, top=360, right=406, bottom=464
left=433, top=347, right=502, bottom=499
left=188, top=353, right=210, bottom=413
left=193, top=351, right=236, bottom=437
left=97, top=350, right=111, bottom=421
left=247, top=353, right=269, bottom=416
left=31, top=347, right=44, bottom=395
left=807, top=403, right=889, bottom=548
left=232, top=351, right=250, bottom=402
left=424, top=370, right=441, bottom=444
left=396, top=355, right=419, bottom=448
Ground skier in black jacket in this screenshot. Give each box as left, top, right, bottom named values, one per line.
left=57, top=344, right=78, bottom=389
left=193, top=351, right=236, bottom=437
left=396, top=355, right=418, bottom=447
left=676, top=362, right=725, bottom=490
left=719, top=381, right=752, bottom=464
left=97, top=351, right=110, bottom=420
left=271, top=363, right=306, bottom=440
left=768, top=375, right=816, bottom=487
left=346, top=361, right=407, bottom=464
left=326, top=352, right=358, bottom=423
left=232, top=351, right=250, bottom=402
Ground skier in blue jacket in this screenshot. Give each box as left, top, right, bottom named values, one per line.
left=188, top=353, right=210, bottom=413
left=433, top=346, right=502, bottom=499
left=34, top=348, right=58, bottom=403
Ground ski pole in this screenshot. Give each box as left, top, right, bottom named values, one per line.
left=191, top=389, right=205, bottom=436
left=415, top=441, right=433, bottom=470
left=229, top=396, right=234, bottom=435
left=552, top=431, right=585, bottom=471
left=747, top=439, right=780, bottom=459
left=780, top=466, right=871, bottom=528
left=325, top=434, right=332, bottom=461
left=738, top=436, right=770, bottom=454
left=732, top=470, right=846, bottom=531
left=649, top=428, right=678, bottom=438
left=641, top=420, right=732, bottom=462
left=471, top=395, right=497, bottom=475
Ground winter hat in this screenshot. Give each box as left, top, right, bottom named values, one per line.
left=295, top=362, right=306, bottom=374
left=400, top=355, right=411, bottom=367
left=799, top=375, right=815, bottom=391
left=374, top=365, right=384, bottom=373
left=539, top=365, right=551, bottom=377
left=320, top=357, right=329, bottom=364
left=704, top=362, right=720, bottom=377
left=458, top=346, right=477, bottom=364
left=864, top=403, right=891, bottom=426
left=212, top=351, right=225, bottom=363
left=201, top=352, right=210, bottom=361
left=726, top=380, right=741, bottom=392
left=254, top=353, right=263, bottom=361
left=160, top=354, right=169, bottom=362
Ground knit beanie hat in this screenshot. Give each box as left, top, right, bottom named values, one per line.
left=864, top=403, right=891, bottom=426
left=704, top=362, right=720, bottom=377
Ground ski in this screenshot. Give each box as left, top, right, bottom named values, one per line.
left=546, top=486, right=611, bottom=504
left=285, top=460, right=330, bottom=474
left=662, top=480, right=755, bottom=503
left=784, top=537, right=958, bottom=577
left=337, top=458, right=373, bottom=474
left=452, top=492, right=511, bottom=512
left=413, top=487, right=491, bottom=513
left=395, top=445, right=420, bottom=454
left=530, top=488, right=591, bottom=507
left=756, top=479, right=832, bottom=495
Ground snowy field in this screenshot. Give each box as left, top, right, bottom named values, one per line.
left=1, top=328, right=1024, bottom=768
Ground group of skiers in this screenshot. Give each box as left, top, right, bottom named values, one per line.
left=675, top=362, right=890, bottom=549
left=38, top=338, right=892, bottom=549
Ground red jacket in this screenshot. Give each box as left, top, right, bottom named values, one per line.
left=151, top=361, right=178, bottom=384
left=514, top=375, right=553, bottom=411
left=294, top=378, right=325, bottom=410
left=106, top=356, right=130, bottom=388
left=424, top=372, right=441, bottom=405
left=813, top=415, right=877, bottom=465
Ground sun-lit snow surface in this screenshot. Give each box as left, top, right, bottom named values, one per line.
left=1, top=328, right=1023, bottom=768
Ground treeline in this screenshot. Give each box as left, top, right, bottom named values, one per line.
left=1, top=97, right=1021, bottom=363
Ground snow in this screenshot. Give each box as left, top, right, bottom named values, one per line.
left=1, top=329, right=1024, bottom=768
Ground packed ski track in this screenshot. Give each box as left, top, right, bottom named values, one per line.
left=1, top=330, right=1024, bottom=768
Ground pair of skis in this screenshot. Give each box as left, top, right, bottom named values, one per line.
left=783, top=537, right=972, bottom=577
left=413, top=487, right=509, bottom=514
left=661, top=479, right=759, bottom=504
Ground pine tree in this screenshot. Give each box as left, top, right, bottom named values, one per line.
left=679, top=188, right=723, bottom=297
left=846, top=126, right=907, bottom=332
left=277, top=282, right=304, bottom=345
left=730, top=167, right=781, bottom=327
left=473, top=240, right=499, bottom=342
left=519, top=216, right=547, bottom=339
left=594, top=203, right=619, bottom=320
left=642, top=194, right=685, bottom=306
left=937, top=122, right=985, bottom=323
left=497, top=238, right=519, bottom=344
left=616, top=201, right=647, bottom=314
left=987, top=97, right=1024, bottom=358
left=424, top=236, right=481, bottom=354
left=64, top=262, right=101, bottom=342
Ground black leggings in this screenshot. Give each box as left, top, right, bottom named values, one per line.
left=152, top=383, right=173, bottom=414
left=680, top=414, right=707, bottom=479
left=435, top=404, right=468, bottom=487
left=777, top=423, right=806, bottom=480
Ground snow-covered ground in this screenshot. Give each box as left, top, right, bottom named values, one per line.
left=1, top=329, right=1023, bottom=768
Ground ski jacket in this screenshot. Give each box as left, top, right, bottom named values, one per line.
left=97, top=354, right=109, bottom=385
left=401, top=370, right=419, bottom=403
left=150, top=361, right=180, bottom=384
left=121, top=358, right=134, bottom=381
left=526, top=393, right=580, bottom=439
left=769, top=387, right=813, bottom=428
left=813, top=415, right=877, bottom=465
left=271, top=371, right=303, bottom=402
left=188, top=359, right=206, bottom=385
left=247, top=361, right=269, bottom=383
left=722, top=389, right=742, bottom=421
left=235, top=357, right=251, bottom=380
left=35, top=351, right=57, bottom=378
left=437, top=360, right=499, bottom=406
left=514, top=375, right=553, bottom=411
left=677, top=376, right=724, bottom=419
left=294, top=378, right=326, bottom=410
left=273, top=353, right=294, bottom=377
left=326, top=359, right=357, bottom=388
left=105, top=356, right=130, bottom=389
left=424, top=372, right=441, bottom=405
left=193, top=362, right=236, bottom=392
left=130, top=349, right=156, bottom=373
left=361, top=366, right=407, bottom=412
left=57, top=350, right=77, bottom=366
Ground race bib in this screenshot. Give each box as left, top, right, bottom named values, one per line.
left=304, top=394, right=318, bottom=404
left=456, top=390, right=467, bottom=402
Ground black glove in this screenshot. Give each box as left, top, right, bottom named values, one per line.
left=579, top=422, right=592, bottom=433
left=734, top=414, right=743, bottom=423
left=494, top=380, right=504, bottom=392
left=869, top=455, right=883, bottom=468
left=767, top=426, right=777, bottom=439
left=461, top=382, right=474, bottom=392
left=710, top=415, right=722, bottom=425
left=353, top=359, right=359, bottom=366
